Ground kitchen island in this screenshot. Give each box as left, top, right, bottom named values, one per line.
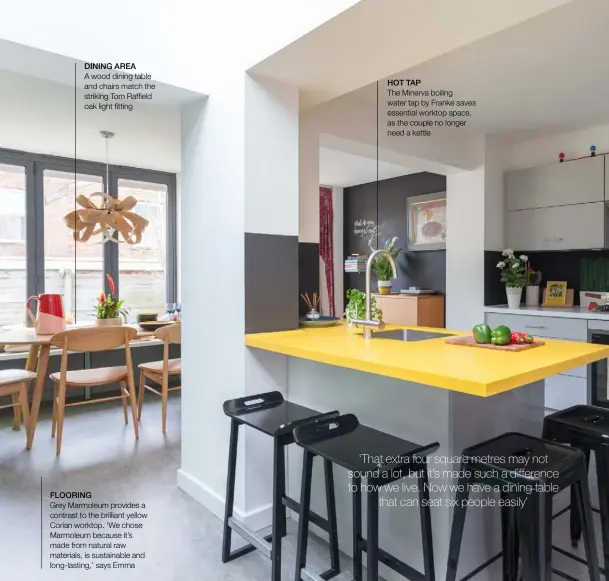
left=245, top=324, right=609, bottom=581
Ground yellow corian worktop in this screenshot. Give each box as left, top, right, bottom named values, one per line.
left=245, top=324, right=609, bottom=397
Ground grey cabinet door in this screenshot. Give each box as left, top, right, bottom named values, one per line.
left=506, top=202, right=605, bottom=251
left=505, top=156, right=604, bottom=211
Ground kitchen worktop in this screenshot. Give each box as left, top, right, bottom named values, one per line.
left=245, top=323, right=609, bottom=397
left=485, top=304, right=609, bottom=320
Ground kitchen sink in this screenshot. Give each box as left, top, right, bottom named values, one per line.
left=373, top=329, right=451, bottom=342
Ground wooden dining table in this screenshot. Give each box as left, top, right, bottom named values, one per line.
left=1, top=326, right=155, bottom=449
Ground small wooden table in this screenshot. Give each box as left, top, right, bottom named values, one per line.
left=1, top=326, right=155, bottom=449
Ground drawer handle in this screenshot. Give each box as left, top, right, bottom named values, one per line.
left=541, top=237, right=564, bottom=242
left=524, top=325, right=546, bottom=329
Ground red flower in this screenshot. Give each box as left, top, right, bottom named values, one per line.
left=106, top=274, right=115, bottom=295
left=99, top=291, right=106, bottom=304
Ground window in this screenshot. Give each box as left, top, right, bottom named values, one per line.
left=43, top=170, right=104, bottom=323
left=0, top=149, right=177, bottom=328
left=118, top=179, right=168, bottom=318
left=0, top=163, right=26, bottom=327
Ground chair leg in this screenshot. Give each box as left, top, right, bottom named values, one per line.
left=352, top=475, right=363, bottom=581
left=137, top=369, right=145, bottom=421
left=271, top=437, right=286, bottom=581
left=120, top=381, right=128, bottom=425
left=161, top=374, right=168, bottom=434
left=595, top=446, right=609, bottom=578
left=19, top=383, right=31, bottom=445
left=570, top=448, right=590, bottom=547
left=517, top=491, right=552, bottom=581
left=126, top=373, right=139, bottom=440
left=500, top=490, right=519, bottom=581
left=574, top=469, right=601, bottom=581
left=11, top=393, right=21, bottom=430
left=418, top=467, right=436, bottom=581
left=55, top=380, right=67, bottom=456
left=294, top=449, right=314, bottom=581
left=366, top=487, right=379, bottom=581
left=222, top=419, right=239, bottom=563
left=324, top=458, right=340, bottom=575
left=51, top=383, right=57, bottom=438
left=445, top=472, right=471, bottom=581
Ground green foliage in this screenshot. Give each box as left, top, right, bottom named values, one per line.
left=496, top=249, right=526, bottom=288
left=371, top=237, right=401, bottom=281
left=344, top=289, right=382, bottom=323
left=93, top=292, right=128, bottom=320
left=581, top=258, right=609, bottom=292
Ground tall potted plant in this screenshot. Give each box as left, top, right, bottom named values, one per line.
left=497, top=249, right=526, bottom=309
left=370, top=236, right=401, bottom=294
left=93, top=274, right=127, bottom=325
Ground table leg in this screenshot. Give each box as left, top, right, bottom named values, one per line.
left=26, top=345, right=50, bottom=450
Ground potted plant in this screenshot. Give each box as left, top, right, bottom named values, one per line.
left=344, top=289, right=382, bottom=333
left=497, top=249, right=526, bottom=309
left=523, top=256, right=541, bottom=306
left=370, top=236, right=401, bottom=294
left=93, top=274, right=127, bottom=325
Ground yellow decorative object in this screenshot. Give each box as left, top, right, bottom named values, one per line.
left=245, top=324, right=609, bottom=397
left=64, top=192, right=149, bottom=244
left=544, top=281, right=568, bottom=306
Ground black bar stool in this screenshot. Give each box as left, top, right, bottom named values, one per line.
left=293, top=413, right=439, bottom=581
left=543, top=404, right=609, bottom=575
left=445, top=432, right=601, bottom=581
left=222, top=391, right=341, bottom=581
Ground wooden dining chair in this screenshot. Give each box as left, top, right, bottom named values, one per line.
left=0, top=369, right=35, bottom=444
left=49, top=326, right=139, bottom=455
left=137, top=323, right=181, bottom=433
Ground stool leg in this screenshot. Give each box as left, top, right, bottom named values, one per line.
left=574, top=470, right=601, bottom=581
left=517, top=491, right=552, bottom=581
left=595, top=446, right=609, bottom=577
left=324, top=459, right=340, bottom=574
left=271, top=437, right=286, bottom=581
left=570, top=448, right=591, bottom=548
left=418, top=467, right=435, bottom=581
left=500, top=491, right=519, bottom=581
left=221, top=419, right=239, bottom=563
left=276, top=440, right=287, bottom=539
left=294, top=450, right=314, bottom=581
left=366, top=486, right=379, bottom=581
left=352, top=475, right=363, bottom=581
left=445, top=473, right=470, bottom=581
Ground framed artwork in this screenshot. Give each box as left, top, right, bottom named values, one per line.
left=407, top=192, right=447, bottom=251
left=544, top=281, right=568, bottom=306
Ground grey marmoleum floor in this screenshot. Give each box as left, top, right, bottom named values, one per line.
left=0, top=396, right=606, bottom=580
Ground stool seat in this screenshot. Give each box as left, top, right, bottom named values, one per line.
left=223, top=391, right=335, bottom=436
left=463, top=431, right=583, bottom=485
left=295, top=413, right=438, bottom=478
left=544, top=404, right=609, bottom=442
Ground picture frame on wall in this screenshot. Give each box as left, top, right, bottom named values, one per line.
left=407, top=191, right=447, bottom=251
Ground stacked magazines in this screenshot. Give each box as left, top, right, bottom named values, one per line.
left=344, top=254, right=367, bottom=273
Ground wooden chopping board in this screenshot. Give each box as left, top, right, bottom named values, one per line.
left=445, top=335, right=545, bottom=351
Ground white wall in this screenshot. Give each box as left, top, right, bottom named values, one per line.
left=0, top=69, right=180, bottom=172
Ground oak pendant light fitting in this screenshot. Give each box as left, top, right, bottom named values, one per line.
left=63, top=130, right=150, bottom=244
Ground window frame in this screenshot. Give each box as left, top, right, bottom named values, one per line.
left=0, top=147, right=177, bottom=319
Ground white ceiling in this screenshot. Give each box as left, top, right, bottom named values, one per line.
left=319, top=147, right=415, bottom=187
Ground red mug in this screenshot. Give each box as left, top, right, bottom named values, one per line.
left=26, top=293, right=66, bottom=335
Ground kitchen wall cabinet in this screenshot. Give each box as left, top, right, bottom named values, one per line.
left=373, top=293, right=445, bottom=328
left=506, top=202, right=605, bottom=251
left=505, top=155, right=604, bottom=211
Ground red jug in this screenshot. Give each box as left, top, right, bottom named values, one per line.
left=26, top=294, right=66, bottom=335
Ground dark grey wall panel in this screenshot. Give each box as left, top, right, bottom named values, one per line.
left=343, top=172, right=447, bottom=296
left=298, top=242, right=320, bottom=316
left=245, top=233, right=299, bottom=333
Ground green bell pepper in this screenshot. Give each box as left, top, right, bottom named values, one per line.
left=472, top=323, right=492, bottom=344
left=490, top=325, right=511, bottom=346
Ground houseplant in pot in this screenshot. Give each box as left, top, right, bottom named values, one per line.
left=370, top=236, right=401, bottom=294
left=344, top=289, right=382, bottom=333
left=93, top=274, right=127, bottom=326
left=497, top=249, right=526, bottom=309
left=523, top=256, right=541, bottom=306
